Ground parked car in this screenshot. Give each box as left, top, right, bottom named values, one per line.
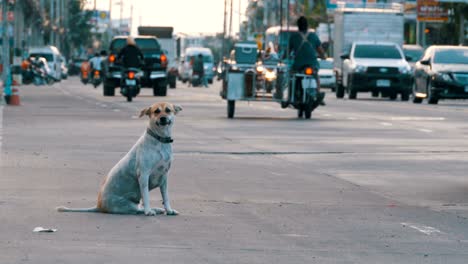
left=336, top=42, right=413, bottom=101
left=403, top=44, right=424, bottom=69
left=318, top=58, right=336, bottom=91
left=59, top=55, right=68, bottom=79
left=413, top=45, right=468, bottom=104
left=179, top=47, right=215, bottom=84
left=68, top=57, right=86, bottom=76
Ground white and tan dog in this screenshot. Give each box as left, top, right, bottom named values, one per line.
left=57, top=102, right=182, bottom=216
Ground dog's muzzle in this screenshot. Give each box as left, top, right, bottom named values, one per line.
left=157, top=116, right=172, bottom=126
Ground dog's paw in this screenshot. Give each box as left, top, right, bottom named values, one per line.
left=144, top=209, right=157, bottom=216
left=166, top=209, right=179, bottom=216
left=152, top=207, right=166, bottom=215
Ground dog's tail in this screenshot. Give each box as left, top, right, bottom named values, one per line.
left=56, top=206, right=100, bottom=213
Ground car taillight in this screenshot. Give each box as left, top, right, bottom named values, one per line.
left=109, top=54, right=115, bottom=63
left=128, top=71, right=135, bottom=79
left=160, top=54, right=167, bottom=66
left=304, top=67, right=313, bottom=75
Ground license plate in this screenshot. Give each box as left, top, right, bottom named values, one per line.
left=376, top=79, right=390, bottom=87
left=125, top=79, right=136, bottom=86
left=465, top=86, right=468, bottom=93
left=301, top=78, right=317, bottom=89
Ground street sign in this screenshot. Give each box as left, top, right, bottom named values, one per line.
left=417, top=0, right=448, bottom=22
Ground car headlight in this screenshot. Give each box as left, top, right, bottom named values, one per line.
left=399, top=65, right=412, bottom=74
left=353, top=64, right=367, bottom=73
left=438, top=73, right=451, bottom=82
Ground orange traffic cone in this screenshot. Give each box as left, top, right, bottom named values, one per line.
left=9, top=88, right=20, bottom=106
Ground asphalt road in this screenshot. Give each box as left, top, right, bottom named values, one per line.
left=1, top=78, right=467, bottom=263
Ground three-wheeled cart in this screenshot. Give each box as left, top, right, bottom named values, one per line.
left=220, top=41, right=324, bottom=119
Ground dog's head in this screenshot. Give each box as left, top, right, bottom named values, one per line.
left=139, top=102, right=182, bottom=134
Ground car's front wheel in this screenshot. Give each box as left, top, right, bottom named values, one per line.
left=427, top=82, right=439, bottom=104
left=412, top=83, right=422, bottom=103
left=103, top=84, right=115, bottom=96
left=153, top=81, right=167, bottom=96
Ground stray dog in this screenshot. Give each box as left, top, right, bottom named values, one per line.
left=57, top=102, right=182, bottom=216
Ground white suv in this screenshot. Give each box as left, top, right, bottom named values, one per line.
left=336, top=42, right=413, bottom=101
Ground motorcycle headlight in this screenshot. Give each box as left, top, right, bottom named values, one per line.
left=256, top=65, right=264, bottom=73
left=353, top=64, right=367, bottom=73
left=265, top=69, right=277, bottom=80
left=399, top=65, right=412, bottom=74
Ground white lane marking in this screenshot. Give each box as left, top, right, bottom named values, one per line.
left=380, top=122, right=393, bottom=126
left=281, top=234, right=309, bottom=238
left=347, top=117, right=357, bottom=120
left=391, top=117, right=445, bottom=121
left=418, top=129, right=433, bottom=133
left=401, top=223, right=442, bottom=235
left=322, top=114, right=332, bottom=117
left=113, top=109, right=121, bottom=112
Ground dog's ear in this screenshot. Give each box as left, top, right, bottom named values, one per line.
left=139, top=107, right=151, bottom=118
left=173, top=104, right=183, bottom=115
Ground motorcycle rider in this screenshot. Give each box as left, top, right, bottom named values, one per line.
left=288, top=16, right=326, bottom=104
left=89, top=52, right=102, bottom=72
left=192, top=54, right=207, bottom=87
left=117, top=36, right=144, bottom=69
left=117, top=37, right=144, bottom=95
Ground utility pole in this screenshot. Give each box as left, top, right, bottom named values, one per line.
left=229, top=0, right=233, bottom=38
left=222, top=0, right=227, bottom=60
left=108, top=0, right=113, bottom=42
left=120, top=1, right=123, bottom=35
left=2, top=0, right=16, bottom=104
left=49, top=0, right=54, bottom=45
left=238, top=0, right=241, bottom=37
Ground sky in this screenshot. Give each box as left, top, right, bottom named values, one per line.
left=86, top=0, right=249, bottom=35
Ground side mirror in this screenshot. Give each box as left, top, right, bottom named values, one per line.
left=405, top=55, right=413, bottom=62
left=420, top=59, right=430, bottom=66
left=340, top=53, right=350, bottom=60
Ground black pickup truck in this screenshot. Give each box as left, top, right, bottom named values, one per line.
left=103, top=36, right=168, bottom=96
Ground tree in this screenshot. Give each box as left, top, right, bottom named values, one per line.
left=66, top=0, right=93, bottom=57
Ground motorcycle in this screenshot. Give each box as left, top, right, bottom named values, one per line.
left=31, top=64, right=54, bottom=86
left=285, top=65, right=325, bottom=119
left=80, top=61, right=90, bottom=85
left=120, top=68, right=141, bottom=102
left=91, top=69, right=102, bottom=88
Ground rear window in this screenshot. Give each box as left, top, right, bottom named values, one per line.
left=203, top=56, right=213, bottom=63
left=354, top=45, right=402, bottom=59
left=30, top=53, right=54, bottom=62
left=319, top=60, right=333, bottom=69
left=434, top=49, right=468, bottom=64
left=111, top=38, right=161, bottom=52
left=403, top=49, right=423, bottom=62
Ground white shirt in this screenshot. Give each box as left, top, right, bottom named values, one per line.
left=89, top=56, right=102, bottom=70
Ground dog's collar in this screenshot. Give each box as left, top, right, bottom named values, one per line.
left=146, top=128, right=173, bottom=144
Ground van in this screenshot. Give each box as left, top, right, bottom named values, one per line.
left=28, top=46, right=63, bottom=81
left=180, top=47, right=215, bottom=84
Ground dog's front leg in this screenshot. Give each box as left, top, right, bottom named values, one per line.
left=160, top=176, right=178, bottom=215
left=138, top=175, right=156, bottom=216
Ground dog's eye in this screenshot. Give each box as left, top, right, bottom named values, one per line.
left=155, top=108, right=161, bottom=114
left=165, top=108, right=171, bottom=113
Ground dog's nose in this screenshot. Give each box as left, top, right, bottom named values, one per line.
left=160, top=116, right=168, bottom=124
